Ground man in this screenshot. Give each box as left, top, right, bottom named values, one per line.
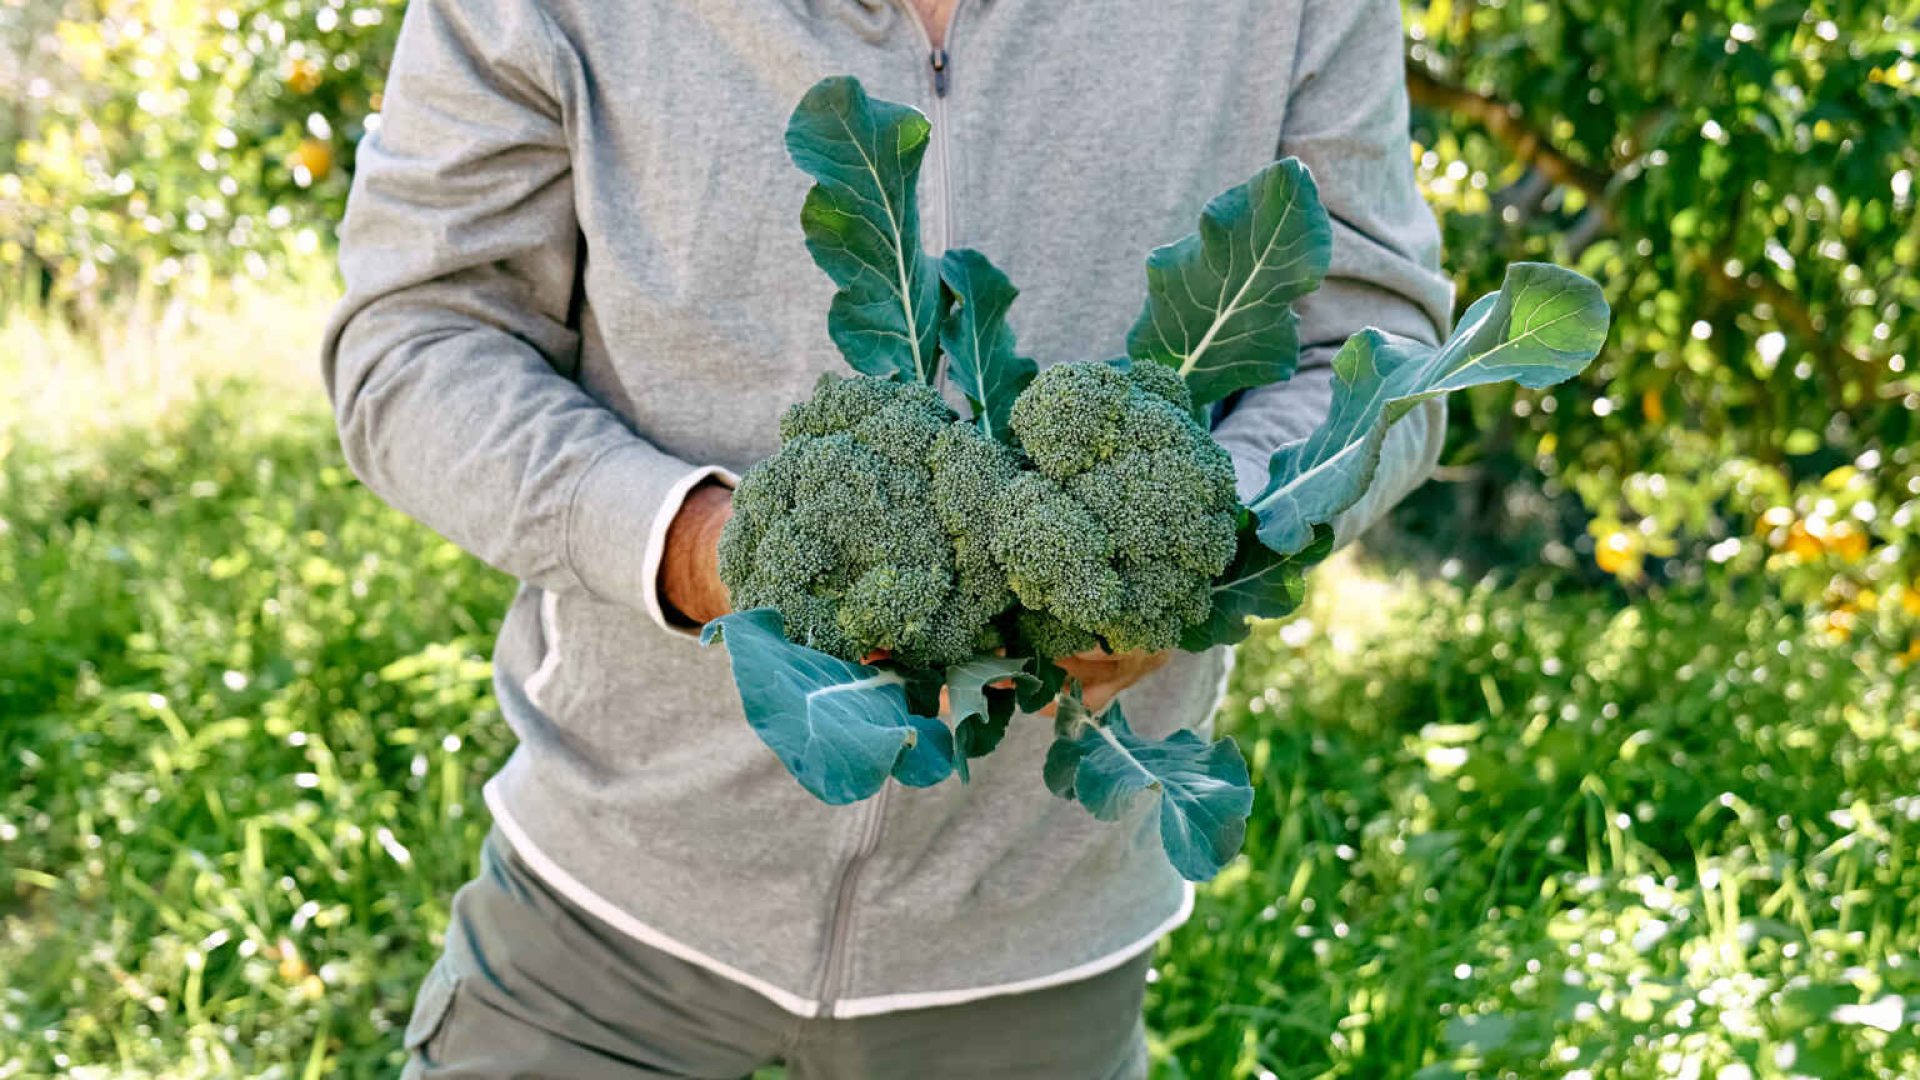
left=322, top=0, right=1451, bottom=1075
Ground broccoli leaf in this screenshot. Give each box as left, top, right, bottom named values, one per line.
left=1125, top=158, right=1332, bottom=409
left=1249, top=263, right=1610, bottom=555
left=939, top=249, right=1036, bottom=443
left=1180, top=520, right=1332, bottom=652
left=1045, top=704, right=1255, bottom=882
left=892, top=712, right=957, bottom=788
left=945, top=655, right=1037, bottom=780
left=702, top=608, right=942, bottom=804
left=786, top=76, right=945, bottom=384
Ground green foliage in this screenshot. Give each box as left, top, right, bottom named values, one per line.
left=943, top=655, right=1035, bottom=781
left=1178, top=520, right=1331, bottom=652
left=1, top=0, right=404, bottom=304
left=0, top=381, right=514, bottom=1077
left=1404, top=0, right=1920, bottom=606
left=10, top=2, right=1918, bottom=622
left=1152, top=571, right=1920, bottom=1077
left=6, top=365, right=1918, bottom=1076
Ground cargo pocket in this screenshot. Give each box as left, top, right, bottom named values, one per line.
left=402, top=960, right=462, bottom=1066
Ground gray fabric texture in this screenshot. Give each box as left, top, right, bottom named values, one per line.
left=402, top=828, right=1150, bottom=1079
left=324, top=0, right=1452, bottom=1016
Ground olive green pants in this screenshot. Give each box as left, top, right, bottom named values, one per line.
left=400, top=829, right=1152, bottom=1079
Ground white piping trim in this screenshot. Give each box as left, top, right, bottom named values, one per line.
left=639, top=465, right=739, bottom=639
left=1208, top=646, right=1237, bottom=727
left=483, top=781, right=825, bottom=1017
left=482, top=781, right=1195, bottom=1019
left=522, top=590, right=563, bottom=711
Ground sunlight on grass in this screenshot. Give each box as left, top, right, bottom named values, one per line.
left=0, top=263, right=335, bottom=448
left=4, top=301, right=1920, bottom=1078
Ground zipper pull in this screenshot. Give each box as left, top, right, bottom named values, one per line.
left=929, top=48, right=949, bottom=97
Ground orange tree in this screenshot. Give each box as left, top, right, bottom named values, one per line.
left=1400, top=0, right=1920, bottom=637
left=5, top=0, right=1919, bottom=635
left=0, top=0, right=402, bottom=305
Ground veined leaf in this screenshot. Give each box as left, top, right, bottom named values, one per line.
left=1045, top=704, right=1254, bottom=882
left=1179, top=520, right=1331, bottom=652
left=1250, top=263, right=1610, bottom=555
left=945, top=654, right=1037, bottom=781
left=939, top=249, right=1036, bottom=442
left=785, top=76, right=944, bottom=384
left=1126, top=158, right=1332, bottom=408
left=702, top=608, right=950, bottom=803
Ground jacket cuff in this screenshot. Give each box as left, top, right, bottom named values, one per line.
left=566, top=442, right=738, bottom=637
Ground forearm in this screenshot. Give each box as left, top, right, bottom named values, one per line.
left=321, top=0, right=728, bottom=630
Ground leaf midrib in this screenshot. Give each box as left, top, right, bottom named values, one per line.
left=1178, top=195, right=1300, bottom=378
left=833, top=109, right=928, bottom=382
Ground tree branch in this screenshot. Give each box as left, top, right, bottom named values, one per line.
left=1403, top=61, right=1611, bottom=207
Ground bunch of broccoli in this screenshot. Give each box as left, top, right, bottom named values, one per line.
left=719, top=359, right=1240, bottom=670
left=701, top=75, right=1610, bottom=883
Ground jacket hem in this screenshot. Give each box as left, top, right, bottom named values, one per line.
left=482, top=779, right=1192, bottom=1019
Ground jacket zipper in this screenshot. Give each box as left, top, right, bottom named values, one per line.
left=815, top=4, right=964, bottom=1019
left=816, top=780, right=890, bottom=1014
left=898, top=3, right=959, bottom=255
left=925, top=46, right=954, bottom=255
left=903, top=3, right=961, bottom=397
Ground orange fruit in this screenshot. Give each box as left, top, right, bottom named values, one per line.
left=290, top=138, right=333, bottom=183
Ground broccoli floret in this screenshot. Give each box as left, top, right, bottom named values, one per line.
left=994, top=360, right=1239, bottom=654
left=1013, top=609, right=1101, bottom=661
left=719, top=375, right=1016, bottom=667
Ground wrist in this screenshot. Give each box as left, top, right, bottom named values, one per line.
left=660, top=481, right=733, bottom=626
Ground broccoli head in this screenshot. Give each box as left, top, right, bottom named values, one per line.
left=718, top=375, right=1019, bottom=667
left=994, top=360, right=1239, bottom=654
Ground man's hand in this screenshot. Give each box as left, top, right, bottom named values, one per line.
left=659, top=481, right=733, bottom=627
left=1056, top=648, right=1171, bottom=714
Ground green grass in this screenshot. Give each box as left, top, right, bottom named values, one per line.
left=3, top=293, right=1919, bottom=1078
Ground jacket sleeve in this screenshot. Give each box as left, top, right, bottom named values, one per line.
left=319, top=0, right=726, bottom=635
left=1209, top=0, right=1456, bottom=548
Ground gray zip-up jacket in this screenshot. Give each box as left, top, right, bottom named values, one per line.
left=322, top=0, right=1452, bottom=1019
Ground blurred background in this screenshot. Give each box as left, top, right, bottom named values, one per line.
left=2, top=1, right=1917, bottom=1077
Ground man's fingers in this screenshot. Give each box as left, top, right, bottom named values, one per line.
left=1081, top=683, right=1117, bottom=713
